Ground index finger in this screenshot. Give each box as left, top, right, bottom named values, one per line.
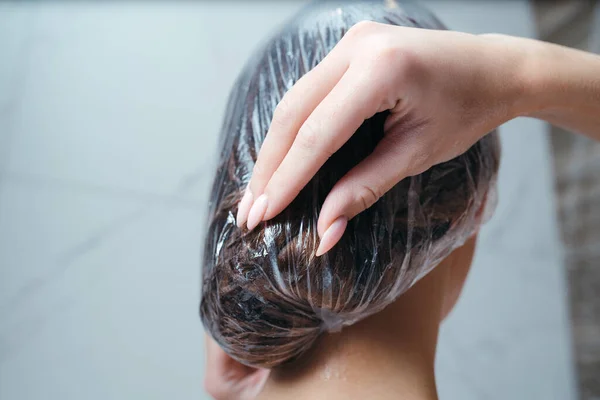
left=261, top=65, right=386, bottom=222
left=237, top=44, right=350, bottom=226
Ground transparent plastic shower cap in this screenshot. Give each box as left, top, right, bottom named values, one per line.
left=200, top=0, right=501, bottom=369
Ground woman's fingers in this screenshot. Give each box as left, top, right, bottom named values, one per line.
left=247, top=66, right=385, bottom=229
left=237, top=44, right=350, bottom=227
left=316, top=131, right=426, bottom=255
left=204, top=335, right=269, bottom=400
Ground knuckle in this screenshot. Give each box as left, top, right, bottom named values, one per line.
left=296, top=120, right=321, bottom=152
left=354, top=184, right=383, bottom=211
left=406, top=147, right=433, bottom=176
left=345, top=20, right=379, bottom=41
left=252, top=161, right=265, bottom=179
left=271, top=95, right=293, bottom=131
left=370, top=42, right=408, bottom=73
left=370, top=34, right=395, bottom=55
left=368, top=46, right=417, bottom=86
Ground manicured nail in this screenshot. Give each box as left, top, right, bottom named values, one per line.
left=246, top=194, right=268, bottom=231
left=315, top=217, right=348, bottom=256
left=236, top=187, right=253, bottom=228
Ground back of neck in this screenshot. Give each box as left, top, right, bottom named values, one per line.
left=258, top=255, right=454, bottom=400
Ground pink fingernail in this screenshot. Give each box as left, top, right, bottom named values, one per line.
left=315, top=217, right=348, bottom=256
left=236, top=187, right=254, bottom=228
left=246, top=194, right=268, bottom=231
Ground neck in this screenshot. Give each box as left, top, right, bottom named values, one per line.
left=258, top=254, right=456, bottom=400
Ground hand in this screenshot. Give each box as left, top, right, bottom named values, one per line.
left=204, top=335, right=270, bottom=400
left=235, top=22, right=528, bottom=254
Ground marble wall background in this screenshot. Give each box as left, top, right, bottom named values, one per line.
left=0, top=1, right=577, bottom=399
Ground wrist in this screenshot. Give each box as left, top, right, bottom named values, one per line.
left=478, top=33, right=546, bottom=120
left=481, top=33, right=600, bottom=125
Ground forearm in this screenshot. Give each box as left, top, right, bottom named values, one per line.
left=484, top=34, right=600, bottom=138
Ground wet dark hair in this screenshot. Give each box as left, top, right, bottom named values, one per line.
left=200, top=0, right=500, bottom=368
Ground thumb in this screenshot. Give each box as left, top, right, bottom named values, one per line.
left=315, top=134, right=425, bottom=256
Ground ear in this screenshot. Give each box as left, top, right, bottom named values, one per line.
left=469, top=192, right=489, bottom=239
left=476, top=192, right=488, bottom=219
left=441, top=191, right=489, bottom=319
left=440, top=235, right=478, bottom=320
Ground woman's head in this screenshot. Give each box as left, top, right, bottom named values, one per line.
left=200, top=0, right=500, bottom=368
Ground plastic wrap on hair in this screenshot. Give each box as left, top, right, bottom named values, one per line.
left=200, top=0, right=501, bottom=369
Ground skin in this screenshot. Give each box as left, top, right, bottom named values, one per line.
left=205, top=236, right=477, bottom=400
left=236, top=23, right=600, bottom=256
